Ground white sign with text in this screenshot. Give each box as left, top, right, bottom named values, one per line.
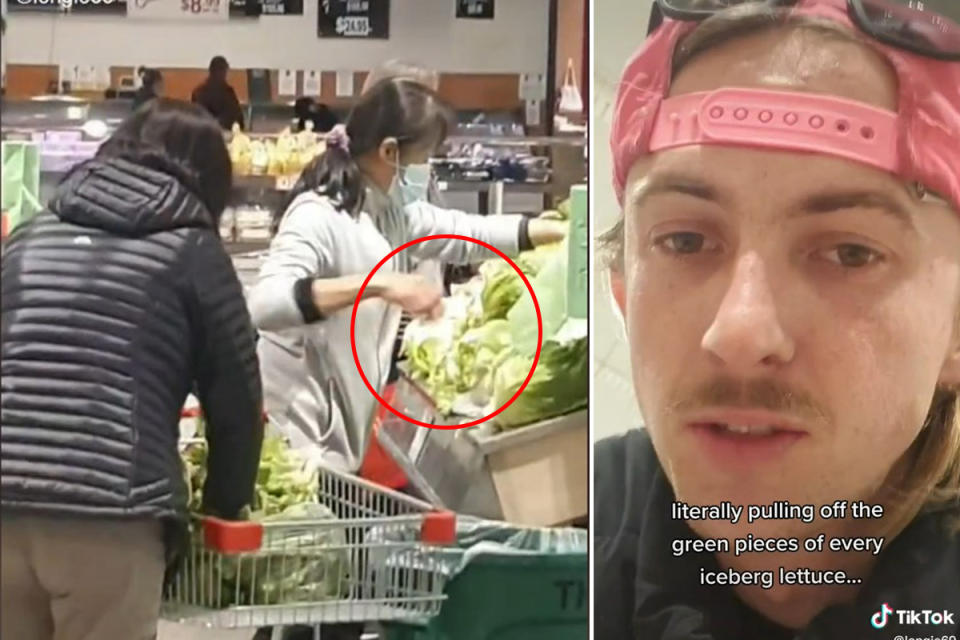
left=127, top=0, right=228, bottom=21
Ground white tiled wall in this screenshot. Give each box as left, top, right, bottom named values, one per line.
left=592, top=0, right=655, bottom=440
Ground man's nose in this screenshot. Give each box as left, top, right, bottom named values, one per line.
left=701, top=252, right=796, bottom=371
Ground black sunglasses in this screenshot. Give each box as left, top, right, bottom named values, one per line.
left=647, top=0, right=960, bottom=61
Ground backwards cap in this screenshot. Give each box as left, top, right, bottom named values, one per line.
left=610, top=0, right=960, bottom=213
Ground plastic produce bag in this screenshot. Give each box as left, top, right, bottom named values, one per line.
left=558, top=59, right=584, bottom=114
left=198, top=502, right=350, bottom=607
left=1, top=141, right=42, bottom=235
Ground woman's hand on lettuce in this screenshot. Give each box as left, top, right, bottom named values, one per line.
left=528, top=219, right=568, bottom=247
left=377, top=273, right=444, bottom=319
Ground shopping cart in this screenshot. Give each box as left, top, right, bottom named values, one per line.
left=164, top=433, right=457, bottom=632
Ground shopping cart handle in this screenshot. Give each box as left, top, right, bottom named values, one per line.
left=421, top=511, right=457, bottom=545
left=201, top=516, right=264, bottom=553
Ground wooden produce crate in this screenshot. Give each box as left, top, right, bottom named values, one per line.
left=467, top=410, right=587, bottom=527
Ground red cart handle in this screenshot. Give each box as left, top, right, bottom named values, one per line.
left=200, top=516, right=264, bottom=553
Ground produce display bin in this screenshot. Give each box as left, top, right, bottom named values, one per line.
left=375, top=374, right=588, bottom=527
left=162, top=461, right=458, bottom=630
left=379, top=519, right=588, bottom=640
left=470, top=411, right=588, bottom=526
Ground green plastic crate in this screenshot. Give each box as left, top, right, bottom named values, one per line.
left=382, top=551, right=587, bottom=640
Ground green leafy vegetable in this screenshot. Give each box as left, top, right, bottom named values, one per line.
left=401, top=238, right=584, bottom=429
left=479, top=243, right=562, bottom=322
left=180, top=431, right=349, bottom=607
left=491, top=336, right=588, bottom=431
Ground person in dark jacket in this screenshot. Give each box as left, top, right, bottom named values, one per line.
left=293, top=97, right=339, bottom=134
left=0, top=98, right=264, bottom=640
left=192, top=55, right=245, bottom=130
left=595, top=1, right=960, bottom=639
left=132, top=67, right=164, bottom=111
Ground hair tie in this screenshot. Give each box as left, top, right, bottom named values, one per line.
left=327, top=124, right=351, bottom=154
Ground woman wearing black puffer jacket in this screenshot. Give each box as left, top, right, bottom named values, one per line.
left=0, top=99, right=264, bottom=640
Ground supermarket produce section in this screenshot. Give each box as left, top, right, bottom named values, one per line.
left=2, top=97, right=588, bottom=639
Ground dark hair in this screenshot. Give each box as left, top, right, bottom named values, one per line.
left=98, top=98, right=232, bottom=222
left=209, top=56, right=229, bottom=76
left=294, top=96, right=315, bottom=119
left=273, top=77, right=454, bottom=232
left=141, top=68, right=163, bottom=92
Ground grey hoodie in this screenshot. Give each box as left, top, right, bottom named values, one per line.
left=247, top=187, right=525, bottom=472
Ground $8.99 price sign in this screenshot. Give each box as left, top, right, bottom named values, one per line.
left=180, top=0, right=219, bottom=14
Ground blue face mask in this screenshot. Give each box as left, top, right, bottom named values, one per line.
left=391, top=162, right=432, bottom=206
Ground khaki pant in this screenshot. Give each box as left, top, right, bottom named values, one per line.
left=1, top=513, right=166, bottom=640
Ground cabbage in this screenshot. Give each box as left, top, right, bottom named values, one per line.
left=189, top=502, right=349, bottom=607
left=481, top=267, right=524, bottom=322
left=180, top=431, right=349, bottom=606
left=184, top=431, right=318, bottom=518
left=401, top=241, right=576, bottom=424
left=479, top=243, right=562, bottom=322
left=491, top=336, right=588, bottom=431
left=404, top=317, right=513, bottom=415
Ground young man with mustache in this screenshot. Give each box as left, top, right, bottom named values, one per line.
left=594, top=1, right=960, bottom=638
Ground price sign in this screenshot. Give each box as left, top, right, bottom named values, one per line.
left=336, top=15, right=371, bottom=36
left=229, top=0, right=303, bottom=17
left=264, top=0, right=302, bottom=14
left=128, top=0, right=228, bottom=21
left=275, top=175, right=298, bottom=191
left=456, top=0, right=493, bottom=19
left=318, top=0, right=389, bottom=39
left=180, top=0, right=224, bottom=15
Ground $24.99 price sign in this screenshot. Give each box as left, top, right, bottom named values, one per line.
left=318, top=0, right=389, bottom=39
left=335, top=15, right=371, bottom=36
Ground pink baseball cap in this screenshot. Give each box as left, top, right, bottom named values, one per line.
left=611, top=0, right=960, bottom=213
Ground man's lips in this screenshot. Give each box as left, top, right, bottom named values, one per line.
left=685, top=407, right=809, bottom=435
left=684, top=408, right=809, bottom=469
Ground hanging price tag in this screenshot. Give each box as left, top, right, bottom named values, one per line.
left=275, top=175, right=298, bottom=191
left=318, top=0, right=389, bottom=39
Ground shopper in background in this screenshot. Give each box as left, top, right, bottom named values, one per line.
left=361, top=58, right=440, bottom=93
left=0, top=98, right=264, bottom=640
left=192, top=55, right=245, bottom=130
left=293, top=96, right=339, bottom=133
left=132, top=67, right=164, bottom=110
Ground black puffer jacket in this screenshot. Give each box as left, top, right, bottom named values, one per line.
left=1, top=158, right=263, bottom=529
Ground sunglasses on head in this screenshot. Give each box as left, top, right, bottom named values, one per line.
left=647, top=0, right=960, bottom=61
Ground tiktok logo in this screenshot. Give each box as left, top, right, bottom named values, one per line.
left=869, top=604, right=956, bottom=629
left=871, top=603, right=894, bottom=629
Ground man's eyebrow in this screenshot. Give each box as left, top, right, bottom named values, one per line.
left=795, top=190, right=915, bottom=229
left=628, top=173, right=719, bottom=209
